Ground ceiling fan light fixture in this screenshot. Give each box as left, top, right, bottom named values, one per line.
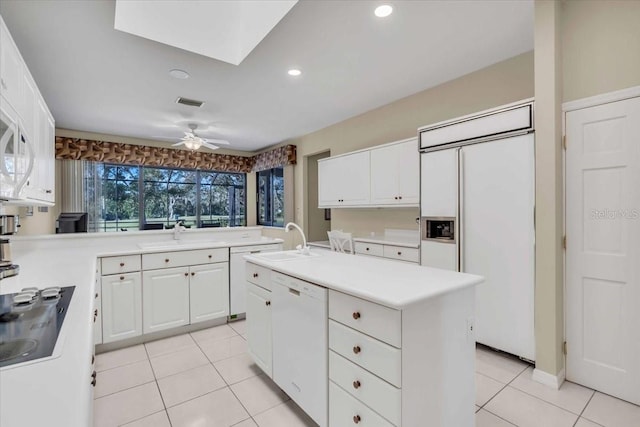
left=183, top=137, right=203, bottom=150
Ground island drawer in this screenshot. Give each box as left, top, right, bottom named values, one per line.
left=246, top=262, right=271, bottom=291
left=354, top=242, right=384, bottom=257
left=329, top=351, right=401, bottom=426
left=329, top=320, right=401, bottom=388
left=329, top=290, right=401, bottom=348
left=101, top=255, right=141, bottom=275
left=382, top=245, right=419, bottom=263
left=330, top=381, right=395, bottom=427
left=142, top=248, right=228, bottom=270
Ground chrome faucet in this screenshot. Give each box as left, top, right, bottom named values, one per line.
left=285, top=222, right=310, bottom=255
left=173, top=221, right=186, bottom=240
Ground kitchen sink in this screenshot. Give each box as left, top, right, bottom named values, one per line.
left=137, top=241, right=226, bottom=250
left=255, top=251, right=321, bottom=261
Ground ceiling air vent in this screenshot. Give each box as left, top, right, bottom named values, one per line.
left=175, top=97, right=204, bottom=108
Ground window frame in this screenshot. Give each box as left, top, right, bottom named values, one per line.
left=256, top=167, right=285, bottom=227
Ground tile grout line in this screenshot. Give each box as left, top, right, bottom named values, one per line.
left=572, top=390, right=602, bottom=427
left=142, top=342, right=174, bottom=427
left=478, top=364, right=528, bottom=411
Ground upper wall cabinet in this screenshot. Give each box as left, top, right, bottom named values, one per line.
left=0, top=15, right=55, bottom=205
left=370, top=138, right=419, bottom=206
left=0, top=20, right=23, bottom=114
left=318, top=151, right=371, bottom=207
left=318, top=138, right=419, bottom=208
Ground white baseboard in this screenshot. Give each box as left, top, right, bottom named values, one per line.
left=532, top=368, right=565, bottom=390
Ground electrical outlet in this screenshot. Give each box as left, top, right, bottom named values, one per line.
left=466, top=318, right=475, bottom=342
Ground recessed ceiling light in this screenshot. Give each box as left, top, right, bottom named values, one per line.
left=288, top=69, right=302, bottom=77
left=169, top=69, right=190, bottom=79
left=374, top=4, right=393, bottom=18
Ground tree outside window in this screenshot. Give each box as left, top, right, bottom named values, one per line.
left=257, top=167, right=284, bottom=227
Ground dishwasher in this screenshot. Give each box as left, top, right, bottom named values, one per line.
left=229, top=243, right=282, bottom=317
left=272, top=272, right=328, bottom=427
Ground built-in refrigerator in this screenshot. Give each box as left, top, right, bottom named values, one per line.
left=419, top=102, right=536, bottom=361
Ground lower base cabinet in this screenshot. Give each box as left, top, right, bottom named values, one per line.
left=142, top=267, right=190, bottom=334
left=101, top=272, right=142, bottom=344
left=246, top=282, right=272, bottom=377
left=190, top=262, right=229, bottom=324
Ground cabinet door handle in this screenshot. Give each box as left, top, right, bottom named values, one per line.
left=394, top=196, right=398, bottom=200
left=353, top=415, right=361, bottom=424
left=397, top=251, right=402, bottom=256
left=184, top=272, right=189, bottom=277
left=165, top=259, right=170, bottom=263
left=253, top=273, right=259, bottom=278
left=191, top=272, right=195, bottom=276
left=119, top=262, right=125, bottom=267
left=352, top=380, right=361, bottom=389
left=91, top=378, right=97, bottom=387
left=265, top=300, right=271, bottom=306
left=91, top=354, right=95, bottom=364
left=365, top=247, right=370, bottom=251
left=119, top=276, right=124, bottom=280
left=95, top=293, right=98, bottom=299
left=352, top=311, right=361, bottom=320
left=91, top=371, right=97, bottom=379
left=353, top=345, right=361, bottom=354
left=208, top=255, right=212, bottom=259
left=399, top=196, right=402, bottom=200
left=45, top=189, right=52, bottom=194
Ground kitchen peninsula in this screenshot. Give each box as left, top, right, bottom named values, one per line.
left=245, top=250, right=483, bottom=427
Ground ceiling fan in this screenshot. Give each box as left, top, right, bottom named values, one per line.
left=172, top=123, right=230, bottom=151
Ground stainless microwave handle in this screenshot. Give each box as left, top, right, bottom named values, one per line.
left=458, top=148, right=464, bottom=273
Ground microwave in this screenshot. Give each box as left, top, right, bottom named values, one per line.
left=421, top=217, right=456, bottom=243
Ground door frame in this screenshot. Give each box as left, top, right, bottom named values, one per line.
left=561, top=84, right=640, bottom=387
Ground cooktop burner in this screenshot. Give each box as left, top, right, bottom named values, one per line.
left=0, top=286, right=75, bottom=368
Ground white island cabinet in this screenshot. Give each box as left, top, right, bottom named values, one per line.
left=245, top=250, right=482, bottom=427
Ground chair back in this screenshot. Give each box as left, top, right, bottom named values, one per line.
left=327, top=230, right=354, bottom=254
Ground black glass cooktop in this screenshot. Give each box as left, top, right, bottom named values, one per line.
left=0, top=286, right=75, bottom=368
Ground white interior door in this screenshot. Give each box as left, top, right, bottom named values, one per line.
left=566, top=96, right=640, bottom=404
left=461, top=134, right=535, bottom=361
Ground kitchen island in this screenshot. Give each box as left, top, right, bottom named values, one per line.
left=244, top=250, right=483, bottom=427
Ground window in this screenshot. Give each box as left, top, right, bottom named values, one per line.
left=257, top=167, right=284, bottom=227
left=84, top=163, right=245, bottom=232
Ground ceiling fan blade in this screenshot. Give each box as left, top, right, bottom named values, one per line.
left=202, top=138, right=230, bottom=145
left=201, top=142, right=221, bottom=151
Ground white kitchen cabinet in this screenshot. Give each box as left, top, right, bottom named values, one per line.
left=94, top=283, right=102, bottom=345
left=142, top=267, right=190, bottom=334
left=101, top=272, right=142, bottom=343
left=318, top=151, right=370, bottom=207
left=24, top=98, right=55, bottom=203
left=246, top=282, right=273, bottom=377
left=370, top=138, right=419, bottom=206
left=0, top=18, right=23, bottom=114
left=190, top=262, right=229, bottom=324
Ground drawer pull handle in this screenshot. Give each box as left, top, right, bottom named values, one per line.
left=191, top=272, right=195, bottom=276
left=91, top=371, right=97, bottom=379
left=353, top=415, right=361, bottom=424
left=352, top=380, right=361, bottom=389
left=119, top=262, right=125, bottom=267
left=352, top=311, right=361, bottom=320
left=120, top=276, right=124, bottom=280
left=365, top=247, right=370, bottom=251
left=397, top=251, right=402, bottom=256
left=184, top=272, right=189, bottom=277
left=394, top=196, right=398, bottom=200
left=165, top=259, right=170, bottom=263
left=95, top=293, right=98, bottom=299
left=208, top=255, right=212, bottom=259
left=253, top=273, right=259, bottom=278
left=91, top=378, right=97, bottom=387
left=399, top=196, right=402, bottom=200
left=91, top=354, right=95, bottom=364
left=265, top=301, right=271, bottom=306
left=353, top=345, right=361, bottom=354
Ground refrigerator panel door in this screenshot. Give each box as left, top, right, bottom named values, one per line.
left=420, top=149, right=458, bottom=217
left=461, top=133, right=535, bottom=361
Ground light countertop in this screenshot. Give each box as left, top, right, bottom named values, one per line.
left=0, top=229, right=282, bottom=427
left=352, top=235, right=420, bottom=248
left=244, top=250, right=482, bottom=309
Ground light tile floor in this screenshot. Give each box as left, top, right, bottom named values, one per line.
left=94, top=321, right=640, bottom=427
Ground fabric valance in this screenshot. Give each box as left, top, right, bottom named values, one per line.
left=55, top=137, right=296, bottom=173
